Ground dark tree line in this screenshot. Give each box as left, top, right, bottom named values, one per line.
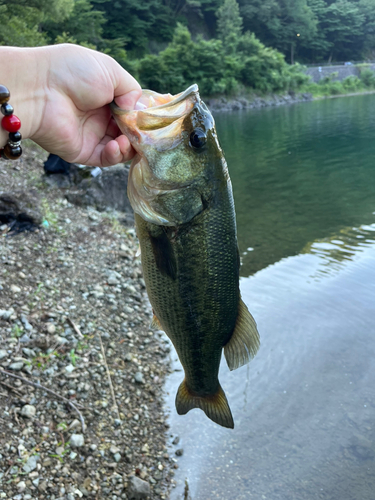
left=1, top=0, right=375, bottom=96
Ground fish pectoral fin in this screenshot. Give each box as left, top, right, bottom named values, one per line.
left=149, top=227, right=177, bottom=280
left=150, top=313, right=163, bottom=331
left=175, top=380, right=234, bottom=429
left=224, top=297, right=260, bottom=371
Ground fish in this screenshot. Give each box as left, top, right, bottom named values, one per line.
left=111, top=84, right=260, bottom=429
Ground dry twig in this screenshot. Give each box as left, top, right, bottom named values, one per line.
left=98, top=332, right=121, bottom=421
left=67, top=318, right=85, bottom=339
left=0, top=369, right=86, bottom=433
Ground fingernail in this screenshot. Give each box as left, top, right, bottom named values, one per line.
left=114, top=144, right=121, bottom=157
left=135, top=101, right=147, bottom=110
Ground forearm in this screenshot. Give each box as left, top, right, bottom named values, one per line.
left=0, top=46, right=48, bottom=147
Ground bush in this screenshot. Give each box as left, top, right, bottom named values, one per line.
left=359, top=68, right=375, bottom=87
left=137, top=25, right=309, bottom=96
left=342, top=75, right=362, bottom=92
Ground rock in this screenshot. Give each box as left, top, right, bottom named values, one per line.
left=0, top=349, right=7, bottom=360
left=0, top=309, right=13, bottom=320
left=108, top=275, right=119, bottom=285
left=10, top=284, right=21, bottom=293
left=0, top=190, right=43, bottom=228
left=175, top=448, right=184, bottom=456
left=20, top=405, right=36, bottom=418
left=70, top=434, right=85, bottom=448
left=127, top=476, right=151, bottom=499
left=17, top=481, right=26, bottom=492
left=23, top=454, right=39, bottom=473
left=66, top=164, right=133, bottom=213
left=46, top=323, right=56, bottom=334
left=22, top=348, right=36, bottom=358
left=172, top=436, right=180, bottom=445
left=20, top=314, right=33, bottom=332
left=134, top=372, right=145, bottom=384
left=114, top=453, right=121, bottom=462
left=9, top=361, right=24, bottom=371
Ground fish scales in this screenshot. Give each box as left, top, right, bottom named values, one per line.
left=136, top=179, right=238, bottom=395
left=111, top=84, right=260, bottom=428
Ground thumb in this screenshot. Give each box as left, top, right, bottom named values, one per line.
left=115, top=89, right=142, bottom=110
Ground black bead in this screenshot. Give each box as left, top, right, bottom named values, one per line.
left=3, top=144, right=22, bottom=160
left=1, top=103, right=13, bottom=116
left=9, top=131, right=22, bottom=142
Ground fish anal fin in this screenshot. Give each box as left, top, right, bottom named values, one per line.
left=175, top=380, right=234, bottom=429
left=150, top=313, right=163, bottom=331
left=224, top=298, right=260, bottom=371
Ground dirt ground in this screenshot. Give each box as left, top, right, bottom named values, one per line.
left=0, top=145, right=179, bottom=499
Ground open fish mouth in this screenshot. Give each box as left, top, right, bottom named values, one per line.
left=110, top=84, right=200, bottom=148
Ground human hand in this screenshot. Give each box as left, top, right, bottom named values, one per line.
left=0, top=44, right=141, bottom=167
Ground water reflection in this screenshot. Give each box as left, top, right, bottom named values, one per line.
left=303, top=223, right=375, bottom=280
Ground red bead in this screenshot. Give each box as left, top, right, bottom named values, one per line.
left=2, top=114, right=21, bottom=133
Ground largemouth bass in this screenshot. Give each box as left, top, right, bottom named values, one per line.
left=111, top=85, right=259, bottom=429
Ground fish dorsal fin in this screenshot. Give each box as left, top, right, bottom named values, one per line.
left=175, top=379, right=234, bottom=429
left=150, top=313, right=163, bottom=331
left=224, top=298, right=260, bottom=371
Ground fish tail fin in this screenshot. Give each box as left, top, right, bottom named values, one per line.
left=175, top=379, right=234, bottom=429
left=224, top=297, right=260, bottom=371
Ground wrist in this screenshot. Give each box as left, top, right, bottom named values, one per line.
left=0, top=46, right=48, bottom=147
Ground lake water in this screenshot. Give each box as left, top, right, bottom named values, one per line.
left=165, top=94, right=375, bottom=500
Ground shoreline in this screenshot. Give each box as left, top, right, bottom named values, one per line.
left=205, top=88, right=375, bottom=113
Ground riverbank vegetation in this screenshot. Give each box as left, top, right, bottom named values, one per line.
left=1, top=0, right=375, bottom=98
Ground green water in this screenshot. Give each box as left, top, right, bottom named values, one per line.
left=166, top=95, right=375, bottom=500
left=217, top=95, right=375, bottom=276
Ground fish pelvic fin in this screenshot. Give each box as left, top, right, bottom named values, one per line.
left=150, top=312, right=163, bottom=331
left=224, top=297, right=260, bottom=371
left=175, top=379, right=234, bottom=429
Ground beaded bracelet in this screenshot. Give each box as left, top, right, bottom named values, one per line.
left=0, top=84, right=22, bottom=160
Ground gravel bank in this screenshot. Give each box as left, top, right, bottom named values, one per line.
left=0, top=145, right=178, bottom=499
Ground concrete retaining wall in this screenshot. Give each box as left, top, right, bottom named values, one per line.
left=305, top=64, right=375, bottom=83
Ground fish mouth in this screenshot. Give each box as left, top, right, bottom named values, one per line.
left=110, top=85, right=200, bottom=148
left=111, top=84, right=198, bottom=117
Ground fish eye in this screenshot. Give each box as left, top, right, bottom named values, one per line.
left=189, top=129, right=207, bottom=149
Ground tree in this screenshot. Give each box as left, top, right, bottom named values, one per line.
left=321, top=0, right=365, bottom=61
left=238, top=0, right=317, bottom=63
left=0, top=0, right=73, bottom=46
left=216, top=0, right=242, bottom=53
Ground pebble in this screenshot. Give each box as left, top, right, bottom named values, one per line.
left=0, top=309, right=13, bottom=320
left=127, top=476, right=151, bottom=499
left=113, top=453, right=121, bottom=462
left=20, top=405, right=36, bottom=418
left=46, top=323, right=56, bottom=334
left=70, top=434, right=85, bottom=447
left=9, top=361, right=24, bottom=371
left=134, top=372, right=145, bottom=384
left=23, top=454, right=39, bottom=473
left=175, top=448, right=184, bottom=456
left=0, top=349, right=7, bottom=360
left=10, top=284, right=21, bottom=293
left=20, top=314, right=33, bottom=332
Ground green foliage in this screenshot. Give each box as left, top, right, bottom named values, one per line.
left=216, top=0, right=242, bottom=53
left=137, top=23, right=309, bottom=96
left=0, top=0, right=73, bottom=46
left=359, top=67, right=375, bottom=87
